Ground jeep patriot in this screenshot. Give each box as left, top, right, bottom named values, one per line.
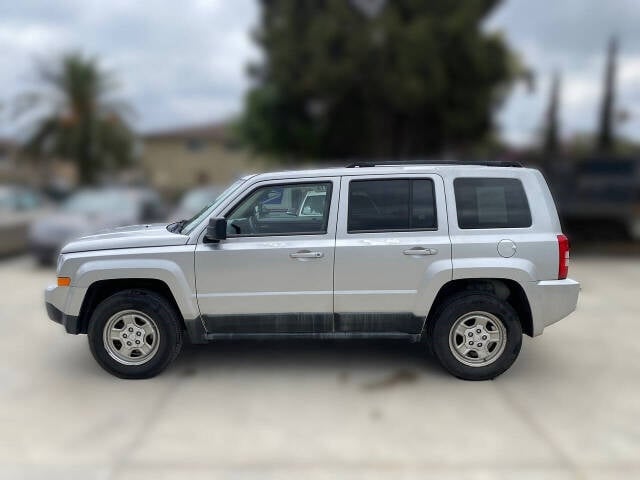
left=45, top=161, right=580, bottom=380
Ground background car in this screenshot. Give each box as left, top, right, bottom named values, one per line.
left=0, top=185, right=49, bottom=257
left=28, top=187, right=167, bottom=265
left=169, top=186, right=224, bottom=223
left=298, top=190, right=327, bottom=216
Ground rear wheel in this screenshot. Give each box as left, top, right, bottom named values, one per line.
left=87, top=289, right=183, bottom=379
left=427, top=292, right=522, bottom=381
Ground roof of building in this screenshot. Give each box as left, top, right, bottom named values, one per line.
left=141, top=122, right=228, bottom=142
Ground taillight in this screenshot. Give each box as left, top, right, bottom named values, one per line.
left=557, top=234, right=570, bottom=280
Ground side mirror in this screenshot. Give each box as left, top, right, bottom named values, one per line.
left=204, top=217, right=227, bottom=242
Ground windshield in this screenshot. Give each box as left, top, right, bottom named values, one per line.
left=62, top=190, right=136, bottom=215
left=180, top=188, right=222, bottom=212
left=180, top=178, right=247, bottom=235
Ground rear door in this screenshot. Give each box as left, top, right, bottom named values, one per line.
left=333, top=173, right=451, bottom=334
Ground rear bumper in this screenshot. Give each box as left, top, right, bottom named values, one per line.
left=528, top=278, right=580, bottom=336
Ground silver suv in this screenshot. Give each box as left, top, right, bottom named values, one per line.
left=45, top=161, right=580, bottom=380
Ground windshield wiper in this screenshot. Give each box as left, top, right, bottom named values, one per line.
left=167, top=219, right=187, bottom=234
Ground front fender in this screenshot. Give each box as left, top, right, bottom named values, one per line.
left=74, top=258, right=199, bottom=320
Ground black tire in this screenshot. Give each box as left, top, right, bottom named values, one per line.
left=87, top=289, right=183, bottom=379
left=426, top=292, right=522, bottom=381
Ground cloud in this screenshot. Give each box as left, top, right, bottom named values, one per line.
left=0, top=0, right=259, bottom=137
left=2, top=1, right=639, bottom=147
left=487, top=0, right=640, bottom=62
left=488, top=0, right=640, bottom=146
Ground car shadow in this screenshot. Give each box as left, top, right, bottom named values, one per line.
left=171, top=338, right=448, bottom=384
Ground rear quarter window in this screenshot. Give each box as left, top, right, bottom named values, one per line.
left=454, top=178, right=532, bottom=229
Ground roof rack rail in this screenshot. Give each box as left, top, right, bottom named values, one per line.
left=345, top=160, right=523, bottom=168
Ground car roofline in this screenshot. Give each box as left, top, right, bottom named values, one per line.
left=242, top=162, right=534, bottom=183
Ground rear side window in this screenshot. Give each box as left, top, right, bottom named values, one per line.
left=348, top=179, right=437, bottom=232
left=454, top=178, right=531, bottom=229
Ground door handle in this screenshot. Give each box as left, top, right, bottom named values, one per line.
left=403, top=247, right=438, bottom=256
left=290, top=250, right=324, bottom=259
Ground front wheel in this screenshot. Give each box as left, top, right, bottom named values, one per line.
left=87, top=289, right=183, bottom=379
left=428, top=292, right=522, bottom=381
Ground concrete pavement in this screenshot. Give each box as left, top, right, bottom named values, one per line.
left=0, top=255, right=639, bottom=479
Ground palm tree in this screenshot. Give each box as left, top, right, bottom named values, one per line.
left=15, top=52, right=134, bottom=184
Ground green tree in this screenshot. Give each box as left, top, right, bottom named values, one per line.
left=241, top=0, right=525, bottom=160
left=15, top=52, right=134, bottom=184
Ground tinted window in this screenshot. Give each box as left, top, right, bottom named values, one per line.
left=454, top=178, right=531, bottom=229
left=411, top=179, right=437, bottom=229
left=226, top=182, right=331, bottom=236
left=348, top=179, right=436, bottom=232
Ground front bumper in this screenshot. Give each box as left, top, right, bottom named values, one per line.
left=527, top=278, right=580, bottom=336
left=45, top=284, right=87, bottom=334
left=45, top=302, right=80, bottom=334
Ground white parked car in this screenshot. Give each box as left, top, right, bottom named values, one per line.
left=298, top=191, right=327, bottom=216
left=0, top=185, right=49, bottom=257
left=45, top=161, right=579, bottom=380
left=29, top=187, right=166, bottom=265
left=168, top=186, right=224, bottom=223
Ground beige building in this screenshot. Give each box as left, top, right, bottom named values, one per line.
left=139, top=123, right=267, bottom=196
left=0, top=139, right=17, bottom=183
left=3, top=123, right=272, bottom=195
left=1, top=138, right=79, bottom=189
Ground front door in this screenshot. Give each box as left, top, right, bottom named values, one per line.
left=195, top=178, right=339, bottom=334
left=333, top=174, right=451, bottom=333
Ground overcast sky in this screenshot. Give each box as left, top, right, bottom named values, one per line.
left=1, top=0, right=639, bottom=147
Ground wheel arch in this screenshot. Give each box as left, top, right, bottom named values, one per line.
left=72, top=259, right=199, bottom=319
left=76, top=278, right=186, bottom=335
left=424, top=278, right=534, bottom=337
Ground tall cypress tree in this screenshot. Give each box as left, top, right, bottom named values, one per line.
left=543, top=71, right=561, bottom=157
left=597, top=36, right=618, bottom=154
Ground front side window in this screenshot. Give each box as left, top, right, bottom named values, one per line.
left=226, top=182, right=332, bottom=236
left=454, top=177, right=532, bottom=229
left=347, top=179, right=437, bottom=233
